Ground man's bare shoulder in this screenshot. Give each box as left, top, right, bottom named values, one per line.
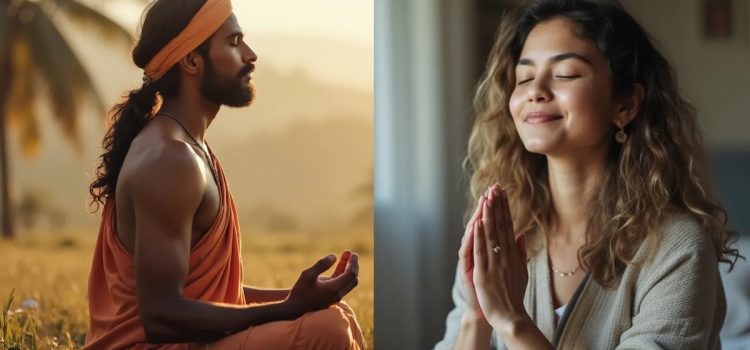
left=123, top=137, right=205, bottom=204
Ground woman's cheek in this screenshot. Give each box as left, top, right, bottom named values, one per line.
left=508, top=89, right=524, bottom=121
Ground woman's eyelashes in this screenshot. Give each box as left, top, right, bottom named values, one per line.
left=515, top=74, right=581, bottom=85
left=517, top=77, right=534, bottom=85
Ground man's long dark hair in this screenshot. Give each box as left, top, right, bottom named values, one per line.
left=89, top=0, right=211, bottom=211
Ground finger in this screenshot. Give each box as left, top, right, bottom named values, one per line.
left=473, top=220, right=486, bottom=273
left=500, top=190, right=517, bottom=260
left=482, top=201, right=498, bottom=269
left=481, top=200, right=496, bottom=261
left=471, top=194, right=485, bottom=224
left=329, top=268, right=357, bottom=291
left=345, top=253, right=359, bottom=277
left=489, top=184, right=499, bottom=207
left=460, top=224, right=470, bottom=266
left=332, top=251, right=352, bottom=277
left=462, top=195, right=485, bottom=248
left=303, top=254, right=336, bottom=281
left=338, top=276, right=359, bottom=299
left=467, top=223, right=476, bottom=284
left=492, top=186, right=504, bottom=245
left=460, top=221, right=476, bottom=277
left=466, top=195, right=486, bottom=236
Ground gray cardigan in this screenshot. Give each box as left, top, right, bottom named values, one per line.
left=435, top=215, right=726, bottom=349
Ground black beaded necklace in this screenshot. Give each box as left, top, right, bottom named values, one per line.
left=157, top=112, right=220, bottom=187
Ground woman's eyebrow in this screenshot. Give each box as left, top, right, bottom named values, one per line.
left=517, top=52, right=592, bottom=66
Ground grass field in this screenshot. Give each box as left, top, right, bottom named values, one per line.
left=0, top=229, right=373, bottom=349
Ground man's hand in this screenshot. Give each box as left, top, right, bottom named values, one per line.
left=331, top=250, right=353, bottom=279
left=316, top=250, right=353, bottom=282
left=285, top=253, right=359, bottom=315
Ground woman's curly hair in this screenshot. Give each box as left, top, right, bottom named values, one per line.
left=465, top=0, right=740, bottom=288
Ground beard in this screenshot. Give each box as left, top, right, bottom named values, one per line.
left=201, top=60, right=255, bottom=107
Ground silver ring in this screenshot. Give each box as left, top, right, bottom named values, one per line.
left=492, top=245, right=501, bottom=254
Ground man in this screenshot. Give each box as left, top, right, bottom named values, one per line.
left=84, top=0, right=364, bottom=349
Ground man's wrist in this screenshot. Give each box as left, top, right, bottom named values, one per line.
left=278, top=298, right=303, bottom=319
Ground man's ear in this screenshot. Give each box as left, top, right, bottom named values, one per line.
left=615, top=83, right=644, bottom=129
left=178, top=51, right=204, bottom=78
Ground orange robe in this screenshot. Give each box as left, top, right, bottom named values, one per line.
left=84, top=155, right=364, bottom=350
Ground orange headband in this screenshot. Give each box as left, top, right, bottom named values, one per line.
left=143, top=0, right=233, bottom=83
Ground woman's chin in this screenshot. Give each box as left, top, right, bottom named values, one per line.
left=520, top=138, right=557, bottom=155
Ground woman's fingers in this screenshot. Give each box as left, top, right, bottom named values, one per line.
left=472, top=194, right=485, bottom=223
left=481, top=196, right=497, bottom=261
left=466, top=194, right=486, bottom=236
left=500, top=190, right=520, bottom=263
left=490, top=185, right=508, bottom=260
left=473, top=220, right=486, bottom=274
left=459, top=220, right=475, bottom=275
left=462, top=194, right=486, bottom=248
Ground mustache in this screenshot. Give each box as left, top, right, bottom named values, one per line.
left=238, top=64, right=255, bottom=77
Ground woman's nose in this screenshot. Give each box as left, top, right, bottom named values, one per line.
left=526, top=78, right=552, bottom=103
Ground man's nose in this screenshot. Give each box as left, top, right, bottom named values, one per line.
left=244, top=45, right=257, bottom=64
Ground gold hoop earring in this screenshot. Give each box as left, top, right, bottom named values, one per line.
left=615, top=128, right=628, bottom=143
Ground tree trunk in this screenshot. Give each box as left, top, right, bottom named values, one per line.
left=0, top=33, right=16, bottom=239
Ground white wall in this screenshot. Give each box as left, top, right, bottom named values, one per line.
left=624, top=0, right=750, bottom=148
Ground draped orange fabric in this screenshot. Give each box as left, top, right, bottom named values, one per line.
left=84, top=157, right=245, bottom=350
left=84, top=154, right=365, bottom=349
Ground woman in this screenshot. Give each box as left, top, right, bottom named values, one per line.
left=435, top=0, right=740, bottom=349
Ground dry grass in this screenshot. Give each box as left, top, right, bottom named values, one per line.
left=0, top=229, right=373, bottom=349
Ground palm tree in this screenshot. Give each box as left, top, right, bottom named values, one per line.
left=1, top=0, right=133, bottom=238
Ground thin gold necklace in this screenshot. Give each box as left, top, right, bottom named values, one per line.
left=157, top=112, right=220, bottom=187
left=550, top=264, right=581, bottom=277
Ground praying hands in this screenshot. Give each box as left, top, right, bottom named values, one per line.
left=457, top=184, right=552, bottom=349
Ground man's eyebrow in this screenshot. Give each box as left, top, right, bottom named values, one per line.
left=517, top=52, right=592, bottom=66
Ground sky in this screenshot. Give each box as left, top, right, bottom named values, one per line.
left=102, top=0, right=371, bottom=44
left=99, top=0, right=373, bottom=90
left=6, top=0, right=374, bottom=231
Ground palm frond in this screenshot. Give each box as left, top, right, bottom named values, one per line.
left=6, top=35, right=42, bottom=156
left=48, top=0, right=134, bottom=46
left=23, top=1, right=106, bottom=154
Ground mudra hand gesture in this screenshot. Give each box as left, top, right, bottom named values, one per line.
left=460, top=184, right=530, bottom=336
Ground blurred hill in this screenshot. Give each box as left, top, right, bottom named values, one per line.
left=8, top=62, right=372, bottom=233
left=217, top=116, right=372, bottom=233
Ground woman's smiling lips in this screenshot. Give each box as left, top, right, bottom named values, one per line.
left=524, top=111, right=563, bottom=124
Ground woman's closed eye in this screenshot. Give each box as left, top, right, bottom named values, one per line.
left=517, top=77, right=534, bottom=85
left=554, top=75, right=580, bottom=80
left=516, top=75, right=581, bottom=85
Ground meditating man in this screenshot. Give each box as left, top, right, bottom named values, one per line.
left=84, top=0, right=364, bottom=349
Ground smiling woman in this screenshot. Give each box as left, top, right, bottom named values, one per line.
left=435, top=0, right=741, bottom=349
